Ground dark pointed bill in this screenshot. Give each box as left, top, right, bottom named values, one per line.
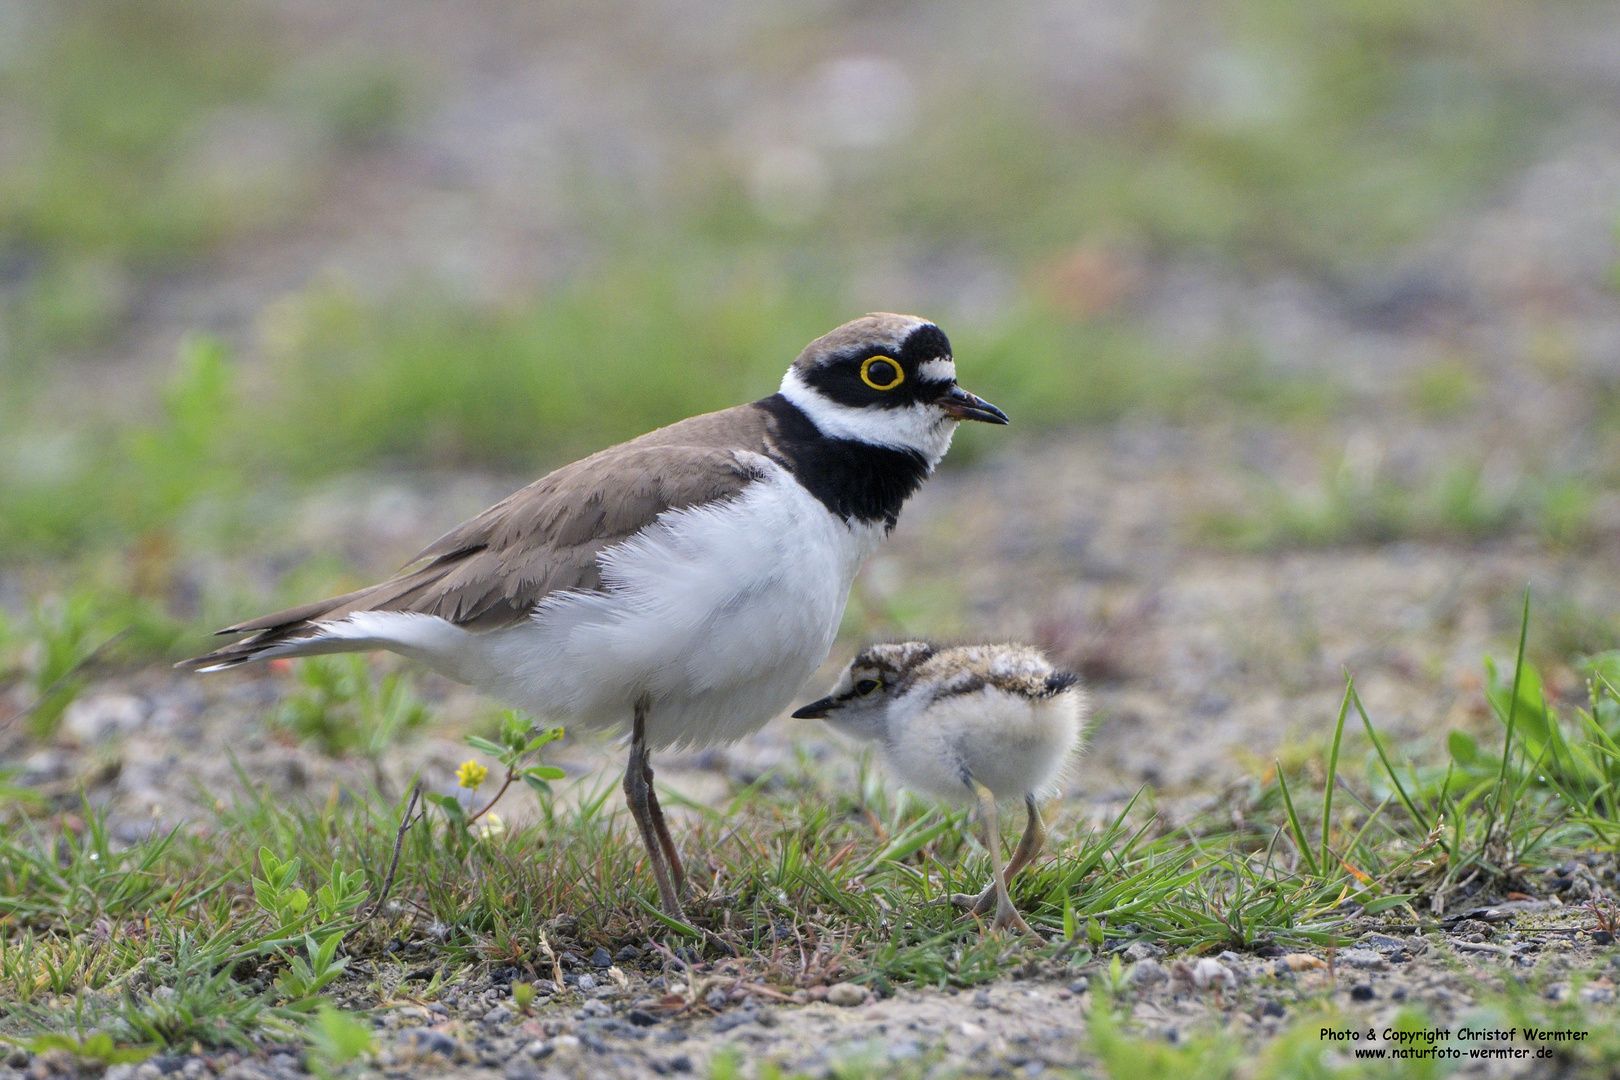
left=938, top=385, right=1009, bottom=424
left=791, top=696, right=838, bottom=719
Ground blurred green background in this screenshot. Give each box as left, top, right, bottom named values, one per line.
left=0, top=0, right=1617, bottom=669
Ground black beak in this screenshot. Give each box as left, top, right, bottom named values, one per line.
left=792, top=696, right=838, bottom=719
left=938, top=385, right=1009, bottom=425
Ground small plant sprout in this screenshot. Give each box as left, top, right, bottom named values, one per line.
left=274, top=933, right=349, bottom=1010
left=253, top=848, right=365, bottom=940
left=253, top=849, right=311, bottom=936
left=427, top=712, right=565, bottom=830
left=511, top=981, right=536, bottom=1014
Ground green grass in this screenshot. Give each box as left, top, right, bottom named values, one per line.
left=0, top=266, right=1340, bottom=565
left=1197, top=444, right=1607, bottom=552
left=0, top=606, right=1613, bottom=1070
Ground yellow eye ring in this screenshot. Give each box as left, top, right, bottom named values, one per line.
left=860, top=356, right=905, bottom=391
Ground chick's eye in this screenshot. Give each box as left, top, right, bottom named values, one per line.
left=855, top=679, right=881, bottom=696
left=860, top=356, right=904, bottom=391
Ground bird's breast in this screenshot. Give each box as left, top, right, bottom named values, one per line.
left=482, top=464, right=874, bottom=743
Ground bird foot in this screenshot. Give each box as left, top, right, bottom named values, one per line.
left=953, top=890, right=1037, bottom=935
left=950, top=890, right=996, bottom=916
left=990, top=903, right=1037, bottom=936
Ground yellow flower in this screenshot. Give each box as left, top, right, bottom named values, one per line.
left=456, top=760, right=489, bottom=790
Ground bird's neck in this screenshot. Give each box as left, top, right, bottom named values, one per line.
left=755, top=394, right=935, bottom=532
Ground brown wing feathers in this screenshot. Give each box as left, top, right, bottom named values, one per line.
left=179, top=418, right=775, bottom=671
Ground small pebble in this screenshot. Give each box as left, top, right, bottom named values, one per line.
left=398, top=1028, right=459, bottom=1058
left=1338, top=949, right=1387, bottom=970
left=591, top=946, right=613, bottom=968
left=1122, top=942, right=1165, bottom=963
left=1359, top=934, right=1406, bottom=953
left=712, top=1009, right=757, bottom=1032
left=577, top=973, right=597, bottom=991
left=1125, top=959, right=1167, bottom=986
left=1350, top=984, right=1375, bottom=1001
left=616, top=944, right=643, bottom=962
left=826, top=982, right=868, bottom=1007
left=525, top=1040, right=551, bottom=1059
left=484, top=1006, right=513, bottom=1026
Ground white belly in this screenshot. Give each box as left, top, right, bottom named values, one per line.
left=880, top=689, right=1083, bottom=803
left=460, top=463, right=883, bottom=748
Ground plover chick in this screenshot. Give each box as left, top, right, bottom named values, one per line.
left=793, top=642, right=1086, bottom=934
left=180, top=314, right=1008, bottom=919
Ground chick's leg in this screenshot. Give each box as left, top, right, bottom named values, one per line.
left=955, top=782, right=1035, bottom=935
left=955, top=795, right=1045, bottom=920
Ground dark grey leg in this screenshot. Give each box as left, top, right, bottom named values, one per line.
left=625, top=699, right=684, bottom=918
left=642, top=748, right=687, bottom=898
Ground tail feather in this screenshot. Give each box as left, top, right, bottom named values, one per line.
left=176, top=621, right=353, bottom=672
left=179, top=560, right=464, bottom=672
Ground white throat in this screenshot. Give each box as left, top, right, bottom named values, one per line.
left=779, top=368, right=958, bottom=466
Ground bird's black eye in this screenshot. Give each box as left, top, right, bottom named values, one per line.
left=859, top=356, right=904, bottom=391
left=855, top=679, right=881, bottom=696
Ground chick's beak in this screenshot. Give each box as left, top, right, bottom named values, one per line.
left=938, top=385, right=1009, bottom=425
left=792, top=696, right=838, bottom=719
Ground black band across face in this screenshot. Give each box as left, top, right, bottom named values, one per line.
left=801, top=323, right=957, bottom=411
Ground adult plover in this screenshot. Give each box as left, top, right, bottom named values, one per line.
left=793, top=642, right=1086, bottom=933
left=182, top=313, right=1007, bottom=919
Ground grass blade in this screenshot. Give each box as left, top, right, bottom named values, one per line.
left=1320, top=679, right=1352, bottom=872
left=1351, top=684, right=1429, bottom=832
left=1275, top=762, right=1320, bottom=877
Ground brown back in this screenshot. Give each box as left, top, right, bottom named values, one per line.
left=192, top=403, right=779, bottom=659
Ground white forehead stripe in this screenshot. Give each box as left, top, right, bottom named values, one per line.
left=917, top=358, right=956, bottom=383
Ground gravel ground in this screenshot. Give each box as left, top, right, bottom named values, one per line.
left=3, top=908, right=1613, bottom=1079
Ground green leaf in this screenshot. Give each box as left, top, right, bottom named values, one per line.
left=1448, top=730, right=1480, bottom=767
left=463, top=736, right=505, bottom=756
left=521, top=774, right=552, bottom=795
left=525, top=765, right=567, bottom=781
left=307, top=1006, right=375, bottom=1071
left=1362, top=893, right=1417, bottom=915
left=523, top=727, right=564, bottom=753
left=424, top=792, right=466, bottom=823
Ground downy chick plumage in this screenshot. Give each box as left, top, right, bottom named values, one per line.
left=795, top=641, right=1087, bottom=932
